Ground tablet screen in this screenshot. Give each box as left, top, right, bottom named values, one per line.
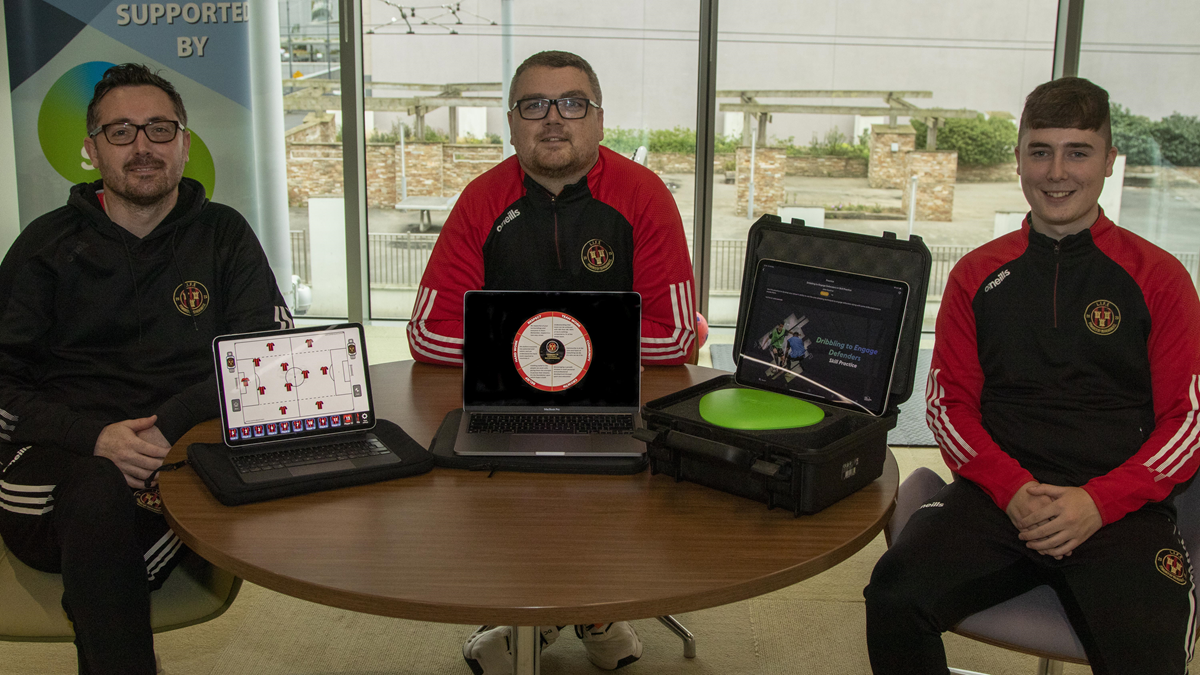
left=734, top=260, right=909, bottom=417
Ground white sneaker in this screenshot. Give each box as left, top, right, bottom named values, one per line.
left=462, top=625, right=561, bottom=675
left=575, top=622, right=643, bottom=670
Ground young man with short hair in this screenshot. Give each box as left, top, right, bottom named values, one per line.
left=864, top=77, right=1200, bottom=674
left=0, top=63, right=291, bottom=674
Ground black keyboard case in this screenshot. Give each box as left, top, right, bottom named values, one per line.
left=637, top=215, right=931, bottom=515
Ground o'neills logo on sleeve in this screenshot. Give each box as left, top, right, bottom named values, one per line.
left=497, top=208, right=520, bottom=232
left=983, top=269, right=1010, bottom=293
left=582, top=239, right=615, bottom=273
left=174, top=281, right=210, bottom=316
left=1084, top=299, right=1120, bottom=335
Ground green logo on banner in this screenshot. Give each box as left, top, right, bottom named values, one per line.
left=37, top=61, right=216, bottom=198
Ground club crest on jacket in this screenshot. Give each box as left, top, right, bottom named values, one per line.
left=1084, top=299, right=1120, bottom=335
left=174, top=280, right=210, bottom=316
left=581, top=238, right=614, bottom=273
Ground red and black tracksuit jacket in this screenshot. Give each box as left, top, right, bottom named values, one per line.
left=408, top=146, right=696, bottom=365
left=927, top=211, right=1200, bottom=524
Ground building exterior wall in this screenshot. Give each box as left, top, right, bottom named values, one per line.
left=957, top=161, right=1019, bottom=183
left=400, top=143, right=443, bottom=199
left=286, top=143, right=343, bottom=206
left=736, top=147, right=786, bottom=217
left=902, top=150, right=958, bottom=221
left=785, top=155, right=868, bottom=178
left=869, top=125, right=917, bottom=189
left=442, top=144, right=503, bottom=195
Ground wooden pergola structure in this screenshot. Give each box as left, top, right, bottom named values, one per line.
left=283, top=79, right=503, bottom=140
left=716, top=90, right=981, bottom=149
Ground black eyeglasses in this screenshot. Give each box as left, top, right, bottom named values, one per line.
left=511, top=97, right=601, bottom=120
left=89, top=120, right=184, bottom=145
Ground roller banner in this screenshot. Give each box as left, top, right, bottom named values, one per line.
left=5, top=0, right=257, bottom=229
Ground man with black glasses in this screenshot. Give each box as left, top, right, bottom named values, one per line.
left=408, top=50, right=696, bottom=370
left=0, top=63, right=291, bottom=674
left=408, top=50, right=694, bottom=674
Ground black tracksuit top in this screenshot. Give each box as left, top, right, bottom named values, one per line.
left=0, top=178, right=291, bottom=455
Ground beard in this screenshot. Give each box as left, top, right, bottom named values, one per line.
left=517, top=127, right=602, bottom=181
left=107, top=157, right=183, bottom=207
left=523, top=146, right=598, bottom=180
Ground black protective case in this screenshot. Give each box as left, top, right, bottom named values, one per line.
left=638, top=215, right=931, bottom=515
left=187, top=419, right=435, bottom=505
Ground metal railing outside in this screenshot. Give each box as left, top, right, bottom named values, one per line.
left=289, top=230, right=310, bottom=283
left=368, top=233, right=440, bottom=287
left=288, top=233, right=1200, bottom=299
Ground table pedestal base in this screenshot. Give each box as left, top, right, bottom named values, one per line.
left=511, top=625, right=541, bottom=675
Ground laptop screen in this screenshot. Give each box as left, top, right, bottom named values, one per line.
left=213, top=323, right=375, bottom=448
left=463, top=291, right=641, bottom=410
left=735, top=260, right=909, bottom=417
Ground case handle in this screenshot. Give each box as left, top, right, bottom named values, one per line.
left=663, top=430, right=756, bottom=468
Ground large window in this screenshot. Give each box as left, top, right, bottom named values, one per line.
left=276, top=1, right=701, bottom=320
left=269, top=0, right=1197, bottom=328
left=1078, top=0, right=1200, bottom=276
left=709, top=0, right=1058, bottom=328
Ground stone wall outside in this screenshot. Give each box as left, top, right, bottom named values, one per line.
left=287, top=143, right=342, bottom=206
left=786, top=155, right=868, bottom=178
left=442, top=144, right=503, bottom=195
left=736, top=147, right=786, bottom=217
left=365, top=145, right=396, bottom=207
left=902, top=150, right=958, bottom=221
left=397, top=143, right=443, bottom=198
left=1126, top=165, right=1200, bottom=186
left=957, top=161, right=1018, bottom=183
left=868, top=125, right=916, bottom=189
left=641, top=151, right=736, bottom=176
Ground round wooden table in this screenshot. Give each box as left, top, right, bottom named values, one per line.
left=160, top=361, right=897, bottom=673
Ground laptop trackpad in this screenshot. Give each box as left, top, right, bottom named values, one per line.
left=290, top=460, right=356, bottom=476
left=515, top=435, right=588, bottom=454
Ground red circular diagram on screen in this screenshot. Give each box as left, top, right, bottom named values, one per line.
left=511, top=311, right=593, bottom=391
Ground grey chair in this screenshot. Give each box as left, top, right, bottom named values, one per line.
left=885, top=467, right=1200, bottom=675
left=0, top=535, right=241, bottom=642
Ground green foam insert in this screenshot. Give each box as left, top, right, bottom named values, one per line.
left=698, top=388, right=826, bottom=430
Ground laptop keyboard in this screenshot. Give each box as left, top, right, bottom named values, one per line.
left=468, top=413, right=634, bottom=435
left=232, top=438, right=392, bottom=474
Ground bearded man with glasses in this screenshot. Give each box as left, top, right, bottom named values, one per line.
left=0, top=63, right=291, bottom=674
left=408, top=49, right=696, bottom=675
left=409, top=50, right=697, bottom=372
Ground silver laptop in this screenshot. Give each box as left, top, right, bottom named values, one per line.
left=213, top=323, right=401, bottom=483
left=454, top=291, right=645, bottom=457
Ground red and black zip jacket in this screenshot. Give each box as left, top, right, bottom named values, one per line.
left=408, top=146, right=696, bottom=365
left=926, top=211, right=1200, bottom=524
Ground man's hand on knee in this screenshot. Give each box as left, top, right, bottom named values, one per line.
left=94, top=415, right=171, bottom=488
left=1015, top=484, right=1102, bottom=559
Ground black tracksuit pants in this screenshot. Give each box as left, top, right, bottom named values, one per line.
left=864, top=479, right=1196, bottom=674
left=0, top=443, right=187, bottom=675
